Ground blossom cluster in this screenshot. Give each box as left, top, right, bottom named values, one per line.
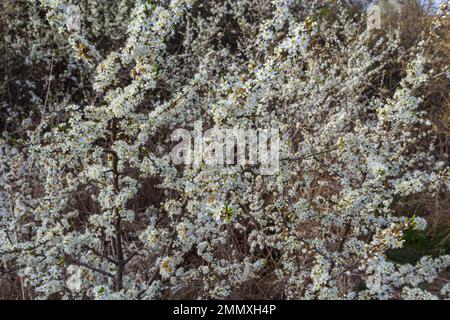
left=0, top=0, right=449, bottom=300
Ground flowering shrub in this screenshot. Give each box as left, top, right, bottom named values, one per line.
left=0, top=0, right=449, bottom=299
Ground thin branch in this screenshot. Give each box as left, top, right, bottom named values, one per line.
left=70, top=258, right=114, bottom=279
